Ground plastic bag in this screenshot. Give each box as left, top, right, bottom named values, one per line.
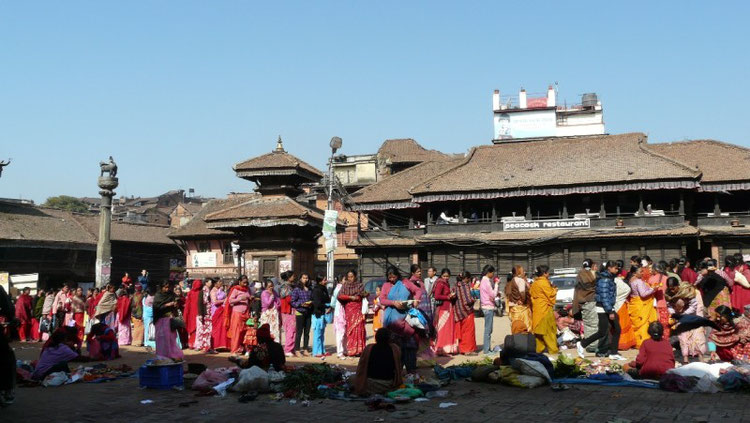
left=512, top=358, right=551, bottom=382
left=386, top=386, right=423, bottom=399
left=268, top=369, right=285, bottom=383
left=667, top=362, right=732, bottom=381
left=232, top=366, right=269, bottom=393
left=213, top=377, right=235, bottom=397
left=405, top=309, right=427, bottom=330
left=148, top=323, right=156, bottom=341
left=192, top=369, right=229, bottom=391
left=42, top=371, right=70, bottom=387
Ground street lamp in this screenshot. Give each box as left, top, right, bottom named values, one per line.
left=326, top=137, right=343, bottom=284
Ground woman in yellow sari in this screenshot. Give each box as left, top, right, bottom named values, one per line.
left=626, top=266, right=658, bottom=348
left=506, top=265, right=532, bottom=334
left=530, top=265, right=558, bottom=354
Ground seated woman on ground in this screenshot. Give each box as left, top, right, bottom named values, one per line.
left=229, top=324, right=285, bottom=371
left=353, top=328, right=403, bottom=396
left=627, top=321, right=675, bottom=380
left=86, top=322, right=120, bottom=361
left=32, top=330, right=79, bottom=380
left=709, top=305, right=750, bottom=362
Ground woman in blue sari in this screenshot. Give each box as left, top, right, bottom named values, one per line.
left=142, top=287, right=156, bottom=350
left=380, top=266, right=423, bottom=373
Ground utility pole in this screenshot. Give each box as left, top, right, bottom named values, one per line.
left=325, top=137, right=343, bottom=284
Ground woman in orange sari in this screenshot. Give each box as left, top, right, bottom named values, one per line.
left=614, top=262, right=636, bottom=350
left=529, top=265, right=558, bottom=354
left=627, top=266, right=658, bottom=348
left=506, top=265, right=532, bottom=334
left=371, top=286, right=384, bottom=333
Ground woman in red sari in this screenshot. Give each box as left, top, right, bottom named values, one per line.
left=432, top=268, right=458, bottom=356
left=71, top=287, right=86, bottom=343
left=454, top=271, right=477, bottom=355
left=225, top=278, right=251, bottom=354
left=210, top=280, right=229, bottom=350
left=337, top=270, right=367, bottom=357
left=729, top=254, right=750, bottom=310
left=115, top=289, right=132, bottom=345
left=183, top=280, right=202, bottom=348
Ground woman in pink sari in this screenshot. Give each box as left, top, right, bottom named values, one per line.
left=210, top=280, right=229, bottom=351
left=194, top=279, right=213, bottom=351
left=337, top=270, right=367, bottom=357
left=432, top=268, right=458, bottom=355
left=115, top=289, right=132, bottom=345
left=153, top=281, right=184, bottom=359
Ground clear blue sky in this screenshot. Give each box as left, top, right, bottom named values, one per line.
left=1, top=1, right=749, bottom=203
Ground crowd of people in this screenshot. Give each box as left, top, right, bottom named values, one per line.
left=4, top=254, right=750, bottom=401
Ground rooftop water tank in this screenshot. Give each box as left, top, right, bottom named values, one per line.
left=582, top=93, right=598, bottom=108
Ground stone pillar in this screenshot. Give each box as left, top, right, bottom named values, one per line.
left=96, top=158, right=118, bottom=288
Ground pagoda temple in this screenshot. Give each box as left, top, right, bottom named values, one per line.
left=170, top=138, right=325, bottom=280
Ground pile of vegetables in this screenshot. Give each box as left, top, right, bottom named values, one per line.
left=552, top=354, right=585, bottom=379
left=278, top=364, right=345, bottom=399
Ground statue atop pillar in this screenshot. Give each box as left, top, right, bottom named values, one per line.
left=96, top=156, right=119, bottom=287
left=0, top=159, right=10, bottom=178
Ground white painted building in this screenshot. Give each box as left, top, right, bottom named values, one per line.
left=492, top=85, right=605, bottom=142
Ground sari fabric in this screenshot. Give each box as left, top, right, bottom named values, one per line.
left=506, top=277, right=532, bottom=334
left=529, top=276, right=558, bottom=354
left=628, top=291, right=658, bottom=348
left=617, top=303, right=637, bottom=350
left=210, top=289, right=229, bottom=350
left=339, top=280, right=366, bottom=356
left=184, top=280, right=202, bottom=347
left=194, top=286, right=213, bottom=351
left=432, top=278, right=457, bottom=355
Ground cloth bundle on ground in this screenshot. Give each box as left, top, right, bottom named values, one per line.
left=192, top=368, right=236, bottom=391
left=552, top=374, right=659, bottom=389
left=666, top=362, right=732, bottom=380
left=434, top=364, right=474, bottom=381
left=659, top=373, right=698, bottom=393
left=663, top=362, right=733, bottom=393
left=717, top=370, right=750, bottom=392
left=487, top=366, right=546, bottom=389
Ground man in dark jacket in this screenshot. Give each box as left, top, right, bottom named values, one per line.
left=576, top=261, right=623, bottom=359
left=572, top=259, right=599, bottom=352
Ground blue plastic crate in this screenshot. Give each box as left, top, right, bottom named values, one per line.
left=138, top=361, right=184, bottom=389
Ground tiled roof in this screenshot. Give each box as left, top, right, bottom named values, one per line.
left=349, top=159, right=462, bottom=210
left=409, top=133, right=700, bottom=201
left=204, top=195, right=323, bottom=229
left=0, top=201, right=176, bottom=246
left=348, top=224, right=697, bottom=248
left=0, top=202, right=96, bottom=245
left=377, top=138, right=455, bottom=164
left=168, top=194, right=258, bottom=239
left=650, top=140, right=750, bottom=184
left=233, top=149, right=323, bottom=181
left=72, top=215, right=175, bottom=245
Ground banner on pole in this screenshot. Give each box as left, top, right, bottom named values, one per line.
left=323, top=210, right=338, bottom=239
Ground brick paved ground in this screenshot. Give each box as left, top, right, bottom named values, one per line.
left=5, top=316, right=747, bottom=423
